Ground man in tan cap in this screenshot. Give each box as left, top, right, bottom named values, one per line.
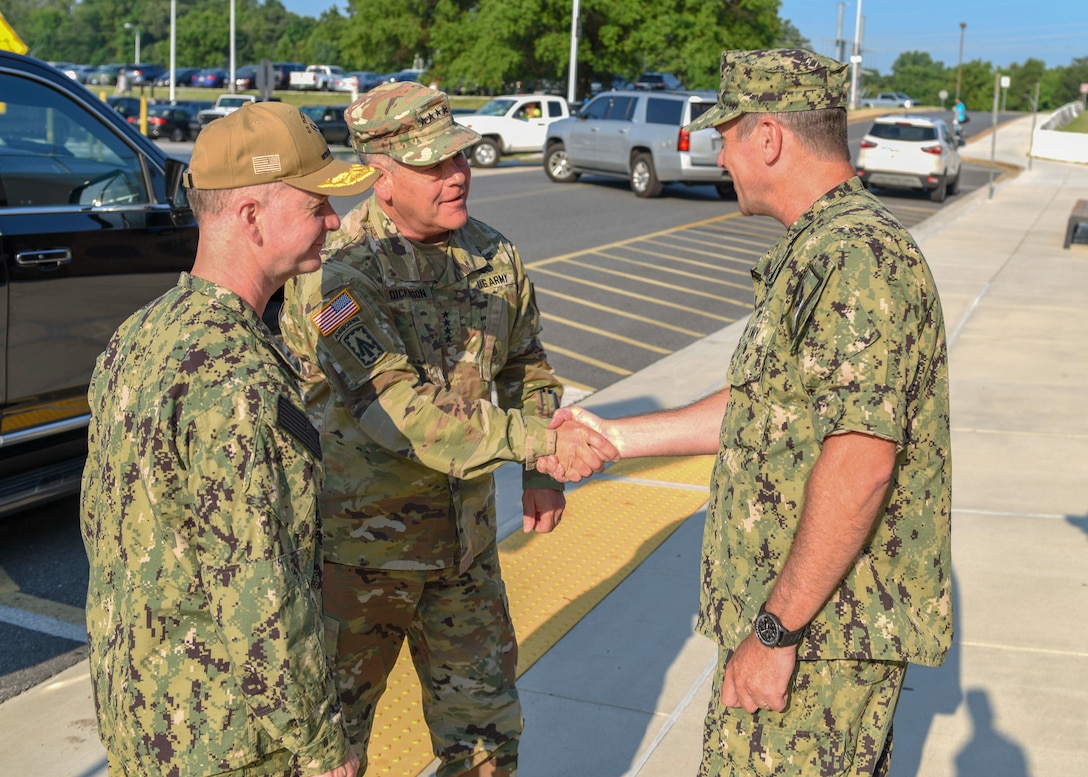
left=539, top=49, right=952, bottom=776
left=80, top=101, right=377, bottom=777
left=278, top=82, right=618, bottom=776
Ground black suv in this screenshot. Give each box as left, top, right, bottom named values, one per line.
left=0, top=51, right=197, bottom=516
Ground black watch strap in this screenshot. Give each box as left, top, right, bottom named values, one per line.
left=753, top=602, right=808, bottom=648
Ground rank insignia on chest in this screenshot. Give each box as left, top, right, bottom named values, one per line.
left=312, top=290, right=360, bottom=336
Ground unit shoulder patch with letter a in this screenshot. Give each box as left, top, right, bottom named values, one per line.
left=334, top=319, right=384, bottom=367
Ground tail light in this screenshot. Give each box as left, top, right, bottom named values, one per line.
left=148, top=116, right=167, bottom=127
left=860, top=139, right=877, bottom=149
left=921, top=144, right=943, bottom=155
left=677, top=128, right=690, bottom=152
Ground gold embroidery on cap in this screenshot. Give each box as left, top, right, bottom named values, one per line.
left=318, top=164, right=377, bottom=190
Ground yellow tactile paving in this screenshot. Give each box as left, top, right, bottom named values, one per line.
left=1, top=395, right=89, bottom=433
left=363, top=455, right=715, bottom=776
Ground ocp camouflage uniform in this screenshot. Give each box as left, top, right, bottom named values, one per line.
left=279, top=198, right=562, bottom=775
left=699, top=178, right=952, bottom=775
left=80, top=273, right=348, bottom=777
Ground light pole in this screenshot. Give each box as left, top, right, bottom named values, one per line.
left=567, top=0, right=580, bottom=105
left=954, top=22, right=966, bottom=104
left=124, top=22, right=141, bottom=65
left=848, top=0, right=863, bottom=109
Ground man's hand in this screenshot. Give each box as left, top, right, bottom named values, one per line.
left=522, top=487, right=566, bottom=533
left=538, top=408, right=619, bottom=482
left=313, top=750, right=359, bottom=777
left=719, top=633, right=797, bottom=714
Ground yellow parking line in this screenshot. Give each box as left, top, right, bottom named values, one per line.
left=541, top=342, right=632, bottom=376
left=531, top=267, right=735, bottom=323
left=535, top=287, right=707, bottom=338
left=525, top=213, right=743, bottom=270
left=555, top=375, right=595, bottom=394
left=595, top=250, right=754, bottom=295
left=625, top=242, right=755, bottom=277
left=364, top=456, right=715, bottom=776
left=569, top=258, right=749, bottom=306
left=540, top=313, right=672, bottom=355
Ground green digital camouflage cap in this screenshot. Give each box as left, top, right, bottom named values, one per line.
left=346, top=81, right=482, bottom=167
left=685, top=49, right=848, bottom=133
left=185, top=101, right=379, bottom=195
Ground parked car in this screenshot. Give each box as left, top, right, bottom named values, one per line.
left=333, top=70, right=381, bottom=93
left=379, top=68, right=426, bottom=85
left=300, top=104, right=350, bottom=146
left=0, top=50, right=198, bottom=516
left=196, top=93, right=257, bottom=129
left=272, top=61, right=306, bottom=89
left=192, top=68, right=229, bottom=88
left=147, top=104, right=200, bottom=141
left=153, top=66, right=199, bottom=87
left=457, top=94, right=574, bottom=167
left=289, top=65, right=345, bottom=91
left=123, top=64, right=166, bottom=86
left=85, top=64, right=129, bottom=87
left=543, top=89, right=731, bottom=198
left=234, top=64, right=259, bottom=90
left=861, top=92, right=915, bottom=109
left=633, top=72, right=683, bottom=91
left=106, top=95, right=142, bottom=122
left=855, top=115, right=961, bottom=202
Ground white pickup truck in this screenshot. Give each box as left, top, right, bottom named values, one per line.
left=457, top=94, right=573, bottom=167
left=196, top=94, right=257, bottom=129
left=861, top=92, right=915, bottom=109
left=289, top=65, right=346, bottom=91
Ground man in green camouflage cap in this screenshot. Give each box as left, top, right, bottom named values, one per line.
left=279, top=81, right=618, bottom=776
left=80, top=102, right=377, bottom=777
left=538, top=49, right=952, bottom=776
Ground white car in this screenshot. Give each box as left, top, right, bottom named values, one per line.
left=457, top=94, right=573, bottom=167
left=855, top=115, right=961, bottom=202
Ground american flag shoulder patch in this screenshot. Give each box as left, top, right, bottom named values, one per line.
left=311, top=290, right=361, bottom=336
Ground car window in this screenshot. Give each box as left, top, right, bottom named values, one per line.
left=608, top=96, right=635, bottom=121
left=0, top=73, right=149, bottom=208
left=546, top=100, right=563, bottom=118
left=689, top=102, right=717, bottom=125
left=645, top=97, right=683, bottom=126
left=581, top=95, right=612, bottom=120
left=870, top=123, right=937, bottom=142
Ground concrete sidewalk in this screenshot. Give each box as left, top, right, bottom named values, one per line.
left=2, top=114, right=1086, bottom=777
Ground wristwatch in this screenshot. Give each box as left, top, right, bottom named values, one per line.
left=753, top=603, right=808, bottom=648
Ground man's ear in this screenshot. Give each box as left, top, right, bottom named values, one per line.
left=761, top=117, right=785, bottom=165
left=237, top=196, right=263, bottom=244
left=372, top=169, right=395, bottom=204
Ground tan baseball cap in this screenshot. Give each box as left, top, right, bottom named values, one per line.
left=184, top=101, right=379, bottom=195
left=346, top=81, right=481, bottom=167
left=685, top=49, right=849, bottom=133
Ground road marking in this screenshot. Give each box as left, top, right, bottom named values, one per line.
left=0, top=602, right=87, bottom=643
left=541, top=342, right=632, bottom=376
left=540, top=313, right=672, bottom=355
left=535, top=288, right=707, bottom=337
left=531, top=267, right=736, bottom=323
left=627, top=241, right=755, bottom=280
left=594, top=250, right=754, bottom=298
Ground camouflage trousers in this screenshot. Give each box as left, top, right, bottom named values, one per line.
left=700, top=650, right=905, bottom=777
left=322, top=542, right=522, bottom=777
left=107, top=747, right=300, bottom=776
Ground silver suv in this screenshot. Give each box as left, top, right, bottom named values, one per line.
left=543, top=90, right=733, bottom=198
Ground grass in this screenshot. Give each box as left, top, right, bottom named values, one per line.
left=1058, top=108, right=1088, bottom=133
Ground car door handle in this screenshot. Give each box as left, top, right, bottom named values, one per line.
left=15, top=248, right=73, bottom=268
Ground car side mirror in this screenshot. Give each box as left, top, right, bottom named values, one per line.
left=165, top=156, right=192, bottom=212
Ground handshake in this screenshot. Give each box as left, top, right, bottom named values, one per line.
left=541, top=408, right=623, bottom=483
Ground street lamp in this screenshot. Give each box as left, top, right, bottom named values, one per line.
left=954, top=22, right=966, bottom=104
left=124, top=22, right=141, bottom=65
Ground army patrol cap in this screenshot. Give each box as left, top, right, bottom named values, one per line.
left=185, top=101, right=379, bottom=195
left=346, top=81, right=482, bottom=167
left=685, top=48, right=848, bottom=133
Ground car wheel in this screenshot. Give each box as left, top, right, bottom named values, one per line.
left=544, top=143, right=580, bottom=183
left=947, top=172, right=960, bottom=196
left=472, top=139, right=500, bottom=168
left=715, top=182, right=736, bottom=199
left=631, top=152, right=663, bottom=198
left=929, top=176, right=947, bottom=203
left=170, top=127, right=184, bottom=142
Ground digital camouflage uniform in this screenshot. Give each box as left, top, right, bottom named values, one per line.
left=687, top=51, right=952, bottom=777
left=80, top=273, right=348, bottom=777
left=279, top=189, right=561, bottom=772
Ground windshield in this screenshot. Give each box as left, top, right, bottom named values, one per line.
left=476, top=99, right=516, bottom=117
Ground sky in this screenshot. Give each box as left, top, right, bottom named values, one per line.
left=779, top=0, right=1087, bottom=72
left=279, top=0, right=1087, bottom=72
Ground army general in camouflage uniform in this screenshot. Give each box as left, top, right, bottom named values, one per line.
left=278, top=82, right=617, bottom=777
left=540, top=50, right=953, bottom=776
left=80, top=102, right=378, bottom=777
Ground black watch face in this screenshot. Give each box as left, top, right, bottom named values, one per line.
left=754, top=612, right=780, bottom=646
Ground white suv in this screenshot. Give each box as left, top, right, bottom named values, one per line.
left=543, top=90, right=733, bottom=198
left=855, top=115, right=961, bottom=202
